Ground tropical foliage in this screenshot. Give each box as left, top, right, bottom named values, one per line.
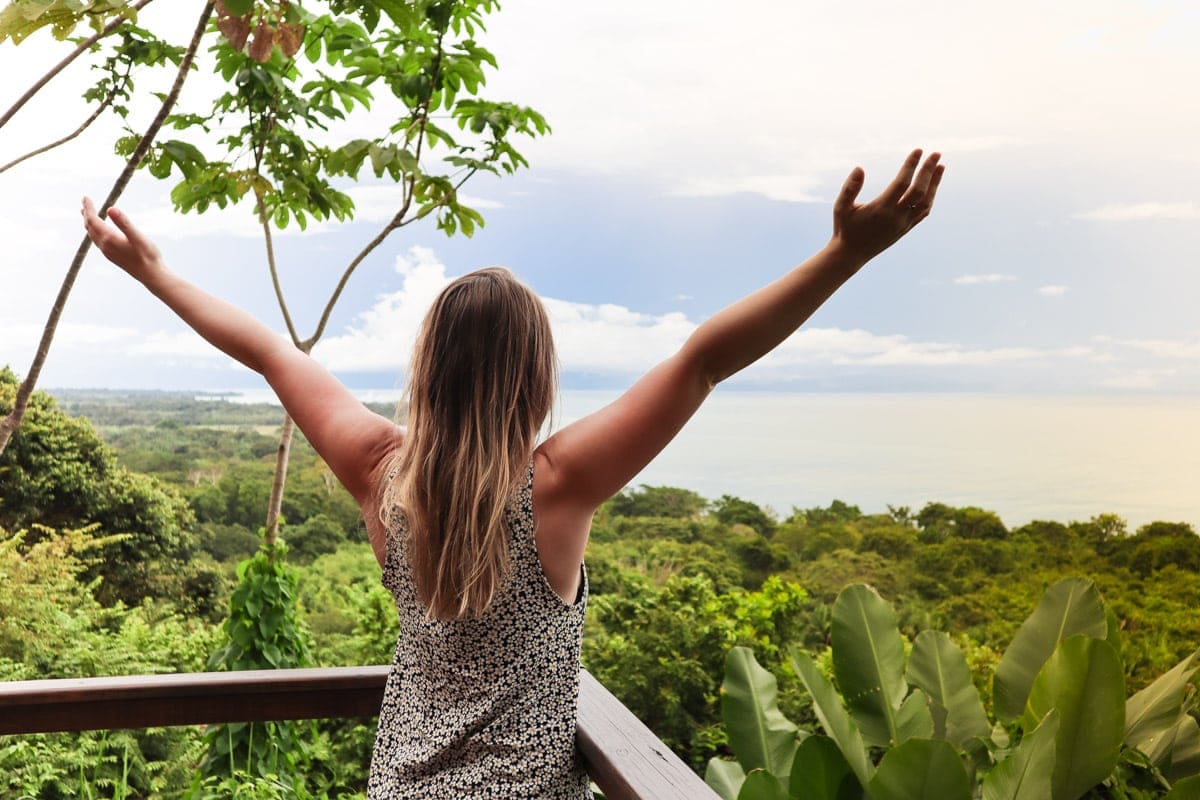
left=706, top=580, right=1200, bottom=800
left=1, top=387, right=1199, bottom=797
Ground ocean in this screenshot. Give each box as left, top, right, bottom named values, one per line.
left=206, top=389, right=1200, bottom=530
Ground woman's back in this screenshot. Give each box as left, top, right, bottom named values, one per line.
left=368, top=462, right=592, bottom=800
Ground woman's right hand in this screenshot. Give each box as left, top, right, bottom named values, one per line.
left=830, top=149, right=944, bottom=265
left=81, top=198, right=166, bottom=284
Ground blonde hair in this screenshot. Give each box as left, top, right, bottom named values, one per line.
left=379, top=267, right=557, bottom=620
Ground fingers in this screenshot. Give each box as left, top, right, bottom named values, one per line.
left=833, top=167, right=865, bottom=219
left=106, top=206, right=147, bottom=246
left=925, top=163, right=946, bottom=207
left=899, top=152, right=941, bottom=210
left=879, top=148, right=923, bottom=203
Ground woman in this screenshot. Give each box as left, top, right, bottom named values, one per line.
left=83, top=148, right=943, bottom=798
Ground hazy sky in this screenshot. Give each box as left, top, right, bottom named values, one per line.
left=1, top=0, right=1198, bottom=393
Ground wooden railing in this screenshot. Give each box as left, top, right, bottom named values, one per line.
left=0, top=666, right=718, bottom=800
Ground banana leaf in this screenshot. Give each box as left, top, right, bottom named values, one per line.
left=831, top=584, right=908, bottom=747
left=907, top=631, right=990, bottom=749
left=981, top=710, right=1059, bottom=800
left=1023, top=634, right=1124, bottom=800
left=994, top=578, right=1107, bottom=721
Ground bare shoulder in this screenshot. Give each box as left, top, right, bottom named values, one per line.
left=531, top=445, right=592, bottom=603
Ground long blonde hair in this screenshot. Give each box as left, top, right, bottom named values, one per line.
left=379, top=267, right=557, bottom=620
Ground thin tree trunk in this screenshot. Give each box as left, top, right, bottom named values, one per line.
left=263, top=412, right=296, bottom=548
left=0, top=2, right=215, bottom=457
left=0, top=0, right=157, bottom=131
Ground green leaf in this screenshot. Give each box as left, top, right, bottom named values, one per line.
left=720, top=647, right=800, bottom=783
left=737, top=770, right=787, bottom=800
left=790, top=648, right=874, bottom=789
left=1125, top=648, right=1200, bottom=759
left=831, top=584, right=908, bottom=747
left=705, top=758, right=745, bottom=800
left=1022, top=634, right=1124, bottom=800
left=894, top=688, right=934, bottom=744
left=1169, top=715, right=1200, bottom=783
left=907, top=630, right=991, bottom=748
left=867, top=738, right=971, bottom=800
left=222, top=0, right=254, bottom=15
left=788, top=736, right=862, bottom=800
left=262, top=642, right=282, bottom=667
left=1166, top=775, right=1200, bottom=800
left=981, top=710, right=1059, bottom=800
left=993, top=578, right=1107, bottom=720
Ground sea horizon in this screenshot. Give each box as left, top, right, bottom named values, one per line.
left=46, top=386, right=1200, bottom=532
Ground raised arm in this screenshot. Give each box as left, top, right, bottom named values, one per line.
left=537, top=150, right=944, bottom=516
left=81, top=199, right=402, bottom=520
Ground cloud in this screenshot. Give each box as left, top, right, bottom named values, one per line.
left=312, top=247, right=1092, bottom=380
left=1096, top=336, right=1200, bottom=360
left=1099, top=368, right=1179, bottom=390
left=1038, top=285, right=1069, bottom=296
left=1072, top=202, right=1200, bottom=221
left=954, top=274, right=1018, bottom=285
left=671, top=174, right=824, bottom=203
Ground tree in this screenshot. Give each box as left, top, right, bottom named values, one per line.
left=0, top=367, right=202, bottom=604
left=608, top=485, right=710, bottom=519
left=712, top=494, right=776, bottom=537
left=0, top=0, right=216, bottom=457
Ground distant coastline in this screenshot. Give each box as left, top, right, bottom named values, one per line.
left=47, top=387, right=1200, bottom=531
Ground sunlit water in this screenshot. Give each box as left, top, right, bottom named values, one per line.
left=206, top=389, right=1200, bottom=529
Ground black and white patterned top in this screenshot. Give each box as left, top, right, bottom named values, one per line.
left=367, top=462, right=593, bottom=799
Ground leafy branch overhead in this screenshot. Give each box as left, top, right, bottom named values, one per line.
left=143, top=0, right=548, bottom=242
left=0, top=0, right=140, bottom=44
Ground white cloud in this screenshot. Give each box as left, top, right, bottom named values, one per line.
left=954, top=274, right=1018, bottom=285
left=1100, top=368, right=1179, bottom=389
left=312, top=247, right=1090, bottom=379
left=1098, top=336, right=1200, bottom=360
left=1038, top=285, right=1069, bottom=296
left=312, top=248, right=454, bottom=372
left=672, top=174, right=824, bottom=204
left=1073, top=202, right=1200, bottom=221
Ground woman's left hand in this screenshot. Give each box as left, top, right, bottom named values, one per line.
left=829, top=149, right=945, bottom=265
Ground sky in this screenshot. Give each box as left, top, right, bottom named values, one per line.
left=2, top=0, right=1199, bottom=394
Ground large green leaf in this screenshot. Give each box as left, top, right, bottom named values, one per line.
left=907, top=631, right=991, bottom=748
left=1125, top=648, right=1200, bottom=759
left=791, top=649, right=874, bottom=789
left=707, top=758, right=746, bottom=800
left=788, top=736, right=863, bottom=800
left=1023, top=634, right=1124, bottom=800
left=1168, top=715, right=1200, bottom=783
left=981, top=710, right=1059, bottom=800
left=722, top=646, right=801, bottom=782
left=867, top=738, right=971, bottom=800
left=994, top=578, right=1107, bottom=720
left=893, top=688, right=934, bottom=743
left=831, top=584, right=908, bottom=747
left=738, top=769, right=788, bottom=800
left=1165, top=775, right=1200, bottom=800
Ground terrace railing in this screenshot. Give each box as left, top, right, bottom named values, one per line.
left=0, top=666, right=718, bottom=800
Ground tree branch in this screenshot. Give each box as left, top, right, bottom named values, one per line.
left=0, top=0, right=156, bottom=132
left=255, top=192, right=302, bottom=348
left=0, top=1, right=215, bottom=457
left=302, top=29, right=451, bottom=349
left=0, top=79, right=121, bottom=175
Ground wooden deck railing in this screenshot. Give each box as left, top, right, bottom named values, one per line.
left=0, top=666, right=718, bottom=800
